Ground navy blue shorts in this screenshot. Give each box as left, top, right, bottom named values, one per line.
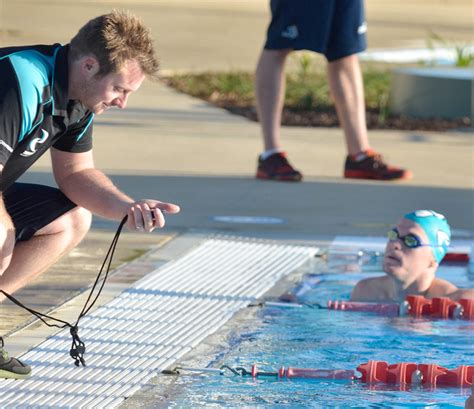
left=3, top=183, right=76, bottom=242
left=264, top=0, right=367, bottom=61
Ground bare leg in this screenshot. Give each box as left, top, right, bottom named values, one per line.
left=255, top=49, right=292, bottom=151
left=327, top=54, right=370, bottom=156
left=0, top=207, right=91, bottom=302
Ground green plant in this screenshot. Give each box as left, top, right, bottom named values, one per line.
left=295, top=52, right=314, bottom=82
left=362, top=66, right=391, bottom=119
left=162, top=65, right=392, bottom=117
left=426, top=31, right=474, bottom=67
left=160, top=66, right=468, bottom=130
left=287, top=53, right=318, bottom=110
left=163, top=72, right=255, bottom=105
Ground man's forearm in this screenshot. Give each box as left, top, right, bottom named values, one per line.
left=57, top=168, right=134, bottom=220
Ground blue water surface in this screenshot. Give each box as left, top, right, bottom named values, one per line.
left=166, top=260, right=474, bottom=408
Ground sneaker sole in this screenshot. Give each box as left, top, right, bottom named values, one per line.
left=256, top=171, right=303, bottom=182
left=344, top=170, right=413, bottom=181
left=0, top=369, right=32, bottom=380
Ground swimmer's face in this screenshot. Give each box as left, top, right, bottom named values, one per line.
left=383, top=218, right=437, bottom=284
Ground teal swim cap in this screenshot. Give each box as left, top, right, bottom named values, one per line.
left=403, top=210, right=451, bottom=263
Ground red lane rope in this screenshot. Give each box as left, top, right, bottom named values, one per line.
left=326, top=296, right=474, bottom=320
left=442, top=252, right=470, bottom=263
left=242, top=361, right=473, bottom=387
left=357, top=361, right=473, bottom=388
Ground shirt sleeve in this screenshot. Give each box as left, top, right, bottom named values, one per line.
left=53, top=112, right=94, bottom=153
left=0, top=59, right=22, bottom=166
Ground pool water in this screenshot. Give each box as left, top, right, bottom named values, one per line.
left=162, top=254, right=473, bottom=408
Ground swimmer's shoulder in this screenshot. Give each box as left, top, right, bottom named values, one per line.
left=428, top=278, right=474, bottom=301
left=350, top=275, right=389, bottom=301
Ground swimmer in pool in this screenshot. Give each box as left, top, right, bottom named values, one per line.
left=351, top=210, right=474, bottom=303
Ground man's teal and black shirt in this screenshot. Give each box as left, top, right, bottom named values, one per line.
left=0, top=43, right=93, bottom=190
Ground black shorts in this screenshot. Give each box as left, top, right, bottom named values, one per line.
left=3, top=183, right=77, bottom=242
left=264, top=0, right=367, bottom=61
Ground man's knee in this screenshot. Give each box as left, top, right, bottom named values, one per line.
left=328, top=53, right=359, bottom=69
left=36, top=206, right=92, bottom=242
left=0, top=253, right=13, bottom=277
left=66, top=207, right=92, bottom=241
left=261, top=48, right=292, bottom=65
left=0, top=227, right=15, bottom=276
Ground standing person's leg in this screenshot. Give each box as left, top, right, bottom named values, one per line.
left=328, top=54, right=411, bottom=180
left=327, top=54, right=370, bottom=156
left=255, top=48, right=290, bottom=153
left=0, top=183, right=92, bottom=379
left=255, top=49, right=302, bottom=181
left=326, top=0, right=411, bottom=180
left=255, top=0, right=327, bottom=182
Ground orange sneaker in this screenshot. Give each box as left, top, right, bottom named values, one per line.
left=256, top=152, right=303, bottom=182
left=344, top=150, right=412, bottom=181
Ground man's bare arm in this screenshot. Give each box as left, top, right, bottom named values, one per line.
left=51, top=148, right=134, bottom=219
left=50, top=148, right=179, bottom=232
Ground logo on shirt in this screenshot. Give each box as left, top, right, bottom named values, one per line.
left=20, top=129, right=49, bottom=157
left=358, top=22, right=367, bottom=35
left=281, top=25, right=299, bottom=40
left=0, top=140, right=13, bottom=153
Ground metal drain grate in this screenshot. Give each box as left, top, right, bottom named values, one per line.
left=0, top=237, right=316, bottom=408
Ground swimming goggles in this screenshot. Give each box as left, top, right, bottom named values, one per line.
left=387, top=228, right=441, bottom=249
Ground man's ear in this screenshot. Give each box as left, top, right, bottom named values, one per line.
left=81, top=56, right=100, bottom=77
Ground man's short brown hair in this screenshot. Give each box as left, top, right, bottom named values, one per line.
left=69, top=10, right=159, bottom=79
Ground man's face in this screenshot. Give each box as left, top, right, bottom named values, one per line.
left=383, top=218, right=436, bottom=284
left=80, top=59, right=145, bottom=114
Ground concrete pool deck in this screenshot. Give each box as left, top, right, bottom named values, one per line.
left=0, top=0, right=472, bottom=406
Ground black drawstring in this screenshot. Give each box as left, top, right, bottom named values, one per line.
left=76, top=215, right=127, bottom=322
left=0, top=215, right=128, bottom=367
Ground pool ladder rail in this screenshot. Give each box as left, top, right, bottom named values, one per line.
left=327, top=295, right=474, bottom=320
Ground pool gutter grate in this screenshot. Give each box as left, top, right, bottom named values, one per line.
left=0, top=237, right=316, bottom=408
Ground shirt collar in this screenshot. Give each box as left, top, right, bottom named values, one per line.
left=52, top=44, right=88, bottom=122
